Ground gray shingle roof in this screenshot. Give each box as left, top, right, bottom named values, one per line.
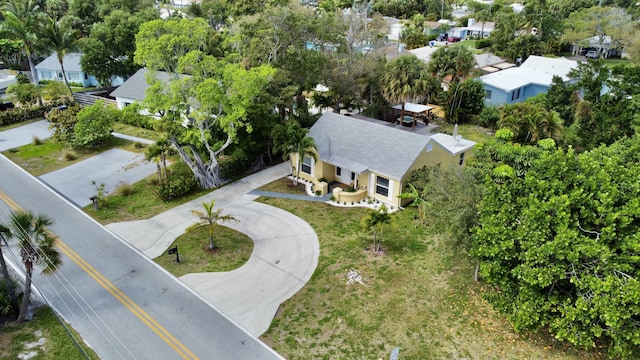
left=109, top=68, right=178, bottom=101
left=35, top=52, right=84, bottom=72
left=309, top=112, right=431, bottom=180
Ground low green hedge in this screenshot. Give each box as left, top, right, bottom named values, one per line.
left=0, top=103, right=66, bottom=126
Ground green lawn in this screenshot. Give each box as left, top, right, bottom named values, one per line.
left=255, top=195, right=604, bottom=360
left=154, top=225, right=253, bottom=275
left=0, top=307, right=98, bottom=360
left=83, top=173, right=210, bottom=225
left=112, top=122, right=163, bottom=142
left=432, top=120, right=495, bottom=144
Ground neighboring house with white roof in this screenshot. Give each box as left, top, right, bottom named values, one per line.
left=35, top=53, right=121, bottom=87
left=291, top=112, right=476, bottom=208
left=384, top=17, right=403, bottom=41
left=479, top=55, right=578, bottom=106
left=572, top=35, right=623, bottom=58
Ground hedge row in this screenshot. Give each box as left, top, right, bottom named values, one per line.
left=118, top=112, right=158, bottom=130
left=0, top=103, right=66, bottom=126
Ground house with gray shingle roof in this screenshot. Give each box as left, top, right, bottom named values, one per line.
left=294, top=112, right=475, bottom=208
left=109, top=68, right=183, bottom=111
left=35, top=52, right=121, bottom=87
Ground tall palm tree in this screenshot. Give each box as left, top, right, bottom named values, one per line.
left=1, top=0, right=42, bottom=85
left=0, top=225, right=20, bottom=318
left=272, top=120, right=318, bottom=186
left=38, top=15, right=81, bottom=95
left=381, top=55, right=437, bottom=116
left=361, top=204, right=394, bottom=253
left=187, top=200, right=238, bottom=250
left=3, top=210, right=61, bottom=323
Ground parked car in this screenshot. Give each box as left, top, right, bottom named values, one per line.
left=0, top=101, right=14, bottom=111
left=585, top=50, right=599, bottom=59
left=447, top=36, right=461, bottom=43
left=436, top=34, right=447, bottom=42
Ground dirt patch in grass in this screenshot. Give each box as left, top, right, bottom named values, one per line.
left=153, top=225, right=253, bottom=276
left=257, top=177, right=307, bottom=194
left=257, top=197, right=604, bottom=360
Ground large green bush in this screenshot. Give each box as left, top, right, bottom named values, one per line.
left=155, top=163, right=198, bottom=201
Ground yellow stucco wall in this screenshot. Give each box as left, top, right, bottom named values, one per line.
left=290, top=143, right=473, bottom=208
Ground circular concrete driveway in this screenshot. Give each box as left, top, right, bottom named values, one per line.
left=107, top=163, right=320, bottom=337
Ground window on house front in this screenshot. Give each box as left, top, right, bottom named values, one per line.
left=41, top=71, right=53, bottom=80
left=459, top=152, right=465, bottom=166
left=376, top=176, right=390, bottom=197
left=426, top=143, right=433, bottom=152
left=336, top=167, right=342, bottom=176
left=302, top=156, right=313, bottom=175
left=68, top=72, right=80, bottom=81
left=351, top=172, right=355, bottom=181
left=84, top=73, right=88, bottom=80
left=485, top=90, right=492, bottom=100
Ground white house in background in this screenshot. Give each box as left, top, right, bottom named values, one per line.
left=479, top=55, right=578, bottom=106
left=35, top=52, right=123, bottom=87
left=384, top=17, right=403, bottom=41
left=572, top=35, right=623, bottom=58
left=466, top=19, right=495, bottom=39
left=452, top=6, right=473, bottom=19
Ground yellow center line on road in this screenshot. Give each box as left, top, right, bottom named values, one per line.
left=0, top=190, right=199, bottom=360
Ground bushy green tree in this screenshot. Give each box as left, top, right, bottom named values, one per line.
left=472, top=137, right=640, bottom=358
left=73, top=100, right=117, bottom=147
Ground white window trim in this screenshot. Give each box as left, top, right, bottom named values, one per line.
left=375, top=175, right=390, bottom=198
left=301, top=155, right=314, bottom=176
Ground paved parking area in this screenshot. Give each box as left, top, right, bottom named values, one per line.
left=0, top=120, right=52, bottom=151
left=39, top=148, right=157, bottom=207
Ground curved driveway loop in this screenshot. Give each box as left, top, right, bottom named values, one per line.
left=107, top=162, right=320, bottom=337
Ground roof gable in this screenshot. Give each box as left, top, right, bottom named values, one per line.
left=35, top=52, right=84, bottom=72
left=309, top=113, right=431, bottom=179
left=109, top=68, right=178, bottom=101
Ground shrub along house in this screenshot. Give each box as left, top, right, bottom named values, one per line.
left=292, top=112, right=476, bottom=208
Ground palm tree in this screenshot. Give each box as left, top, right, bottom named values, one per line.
left=1, top=0, right=42, bottom=85
left=37, top=15, right=81, bottom=95
left=187, top=200, right=238, bottom=250
left=381, top=55, right=438, bottom=117
left=272, top=120, right=318, bottom=186
left=3, top=210, right=61, bottom=323
left=398, top=184, right=429, bottom=225
left=361, top=204, right=394, bottom=253
left=0, top=224, right=20, bottom=318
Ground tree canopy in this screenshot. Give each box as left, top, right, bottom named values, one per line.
left=471, top=137, right=640, bottom=358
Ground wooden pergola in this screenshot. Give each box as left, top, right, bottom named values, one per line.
left=392, top=103, right=434, bottom=127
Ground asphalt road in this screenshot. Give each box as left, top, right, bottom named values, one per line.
left=0, top=154, right=283, bottom=360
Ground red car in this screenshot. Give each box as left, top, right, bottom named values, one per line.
left=447, top=36, right=461, bottom=42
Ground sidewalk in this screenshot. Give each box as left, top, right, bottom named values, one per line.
left=107, top=162, right=320, bottom=336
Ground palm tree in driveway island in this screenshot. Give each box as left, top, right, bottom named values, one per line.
left=2, top=210, right=61, bottom=323
left=272, top=120, right=317, bottom=186
left=187, top=200, right=238, bottom=251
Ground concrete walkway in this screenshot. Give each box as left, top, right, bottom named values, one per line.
left=107, top=162, right=320, bottom=336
